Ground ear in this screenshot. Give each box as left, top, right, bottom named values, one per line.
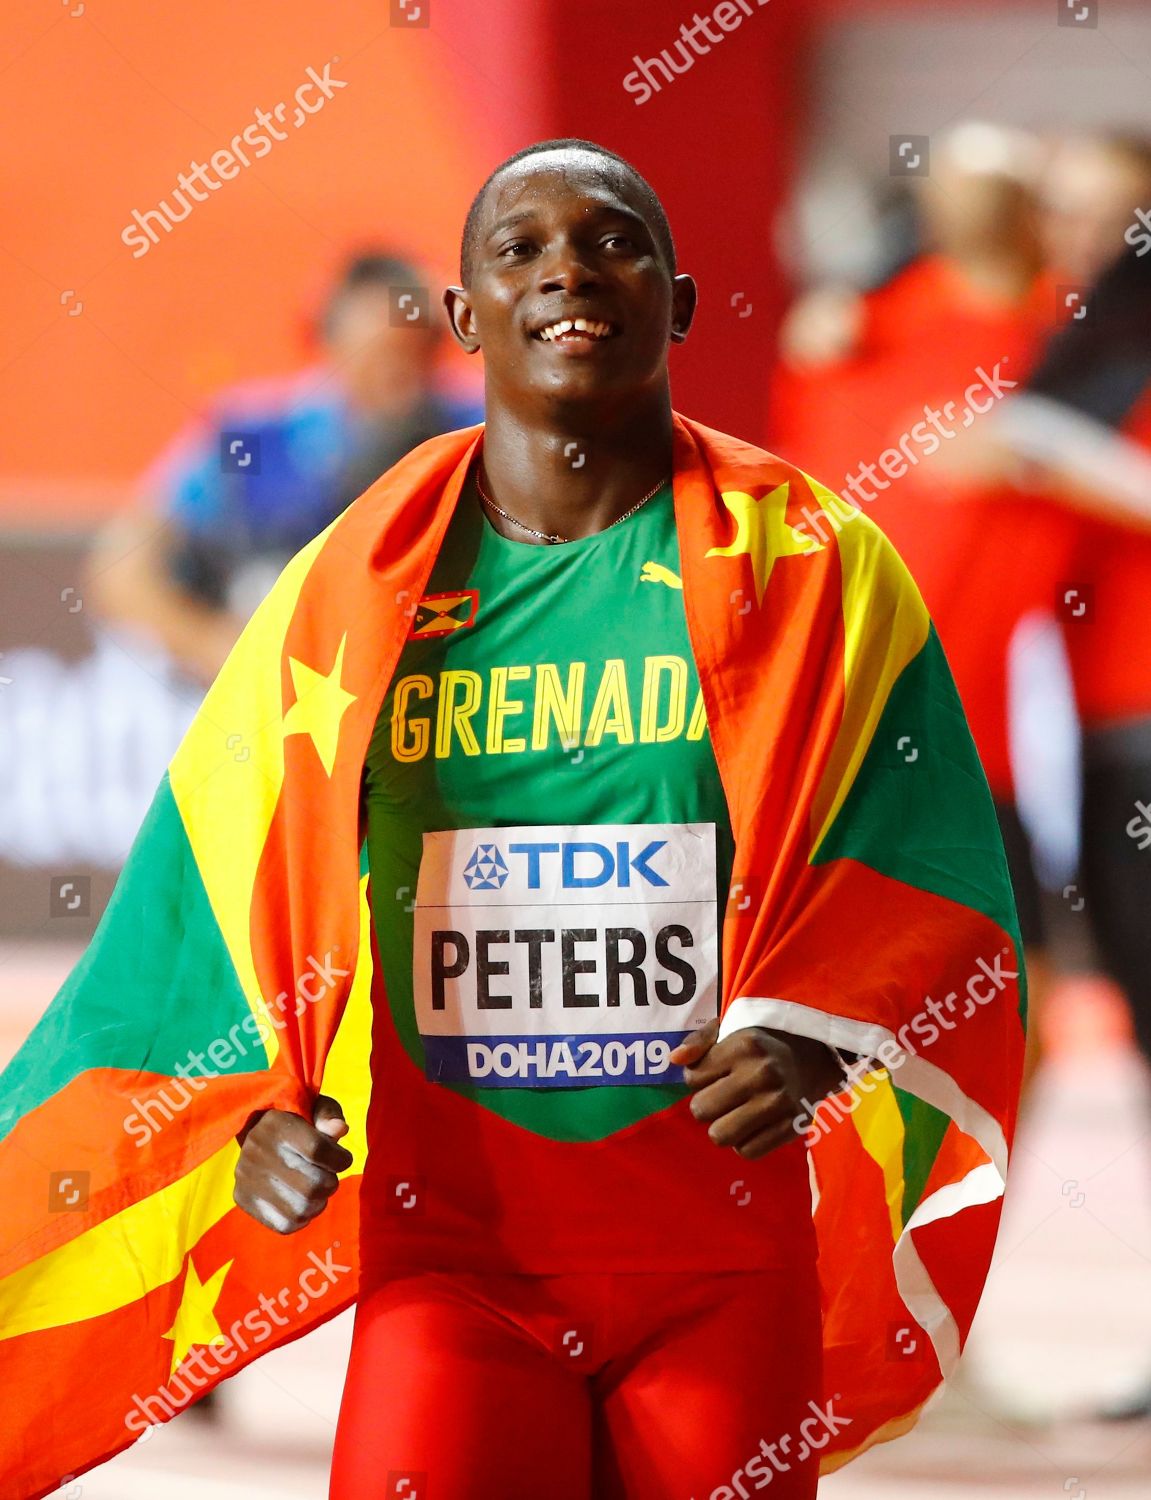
left=669, top=273, right=698, bottom=345
left=443, top=286, right=481, bottom=354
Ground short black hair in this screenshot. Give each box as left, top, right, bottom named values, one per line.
left=459, top=138, right=676, bottom=285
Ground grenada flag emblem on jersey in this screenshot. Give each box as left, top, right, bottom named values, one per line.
left=410, top=587, right=480, bottom=639
left=0, top=415, right=1024, bottom=1497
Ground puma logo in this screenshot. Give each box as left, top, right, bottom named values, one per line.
left=640, top=560, right=682, bottom=590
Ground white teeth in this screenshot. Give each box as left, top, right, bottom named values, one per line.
left=538, top=318, right=612, bottom=341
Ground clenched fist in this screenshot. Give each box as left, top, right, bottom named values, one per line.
left=670, top=1022, right=845, bottom=1160
left=233, top=1093, right=353, bottom=1234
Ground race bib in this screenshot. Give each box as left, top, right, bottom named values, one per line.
left=412, top=822, right=718, bottom=1087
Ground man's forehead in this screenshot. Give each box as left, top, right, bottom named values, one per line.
left=480, top=153, right=642, bottom=231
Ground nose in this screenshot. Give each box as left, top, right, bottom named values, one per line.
left=538, top=238, right=600, bottom=296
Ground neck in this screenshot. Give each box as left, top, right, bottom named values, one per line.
left=477, top=390, right=674, bottom=544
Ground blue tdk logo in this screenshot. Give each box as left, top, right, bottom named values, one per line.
left=506, top=839, right=668, bottom=889
left=463, top=844, right=509, bottom=890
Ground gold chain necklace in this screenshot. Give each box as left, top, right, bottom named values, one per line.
left=474, top=465, right=670, bottom=545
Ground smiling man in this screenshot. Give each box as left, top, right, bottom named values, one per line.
left=0, top=141, right=1023, bottom=1500
left=237, top=140, right=837, bottom=1497
left=224, top=140, right=1023, bottom=1499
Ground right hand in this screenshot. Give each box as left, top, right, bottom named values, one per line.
left=233, top=1093, right=353, bottom=1234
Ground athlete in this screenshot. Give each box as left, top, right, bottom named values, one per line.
left=224, top=140, right=1012, bottom=1499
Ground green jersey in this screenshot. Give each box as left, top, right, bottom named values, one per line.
left=359, top=479, right=810, bottom=1273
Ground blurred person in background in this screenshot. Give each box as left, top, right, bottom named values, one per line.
left=770, top=122, right=1067, bottom=1086
left=967, top=137, right=1151, bottom=1419
left=774, top=124, right=1151, bottom=1419
left=86, top=250, right=483, bottom=686
left=82, top=250, right=480, bottom=1426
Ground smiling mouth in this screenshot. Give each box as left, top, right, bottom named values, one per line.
left=532, top=317, right=618, bottom=344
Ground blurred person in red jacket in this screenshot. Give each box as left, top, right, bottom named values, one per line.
left=775, top=127, right=1151, bottom=1417
left=771, top=122, right=1069, bottom=1084
left=973, top=141, right=1151, bottom=1418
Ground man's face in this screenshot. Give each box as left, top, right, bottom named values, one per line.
left=921, top=167, right=1040, bottom=263
left=1042, top=140, right=1151, bottom=283
left=325, top=287, right=439, bottom=417
left=446, top=151, right=695, bottom=412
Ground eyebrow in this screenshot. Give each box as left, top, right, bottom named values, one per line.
left=486, top=210, right=537, bottom=239
left=484, top=201, right=650, bottom=243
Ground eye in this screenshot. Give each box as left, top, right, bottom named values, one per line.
left=602, top=233, right=637, bottom=251
left=500, top=239, right=535, bottom=258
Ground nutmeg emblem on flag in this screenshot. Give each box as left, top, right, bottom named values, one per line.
left=410, top=589, right=480, bottom=639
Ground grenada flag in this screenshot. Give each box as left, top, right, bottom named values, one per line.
left=0, top=416, right=1025, bottom=1497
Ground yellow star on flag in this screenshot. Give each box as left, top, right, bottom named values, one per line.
left=705, top=483, right=823, bottom=606
left=162, top=1255, right=234, bottom=1376
left=281, top=633, right=357, bottom=776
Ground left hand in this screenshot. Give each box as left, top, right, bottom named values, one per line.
left=669, top=1021, right=845, bottom=1160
